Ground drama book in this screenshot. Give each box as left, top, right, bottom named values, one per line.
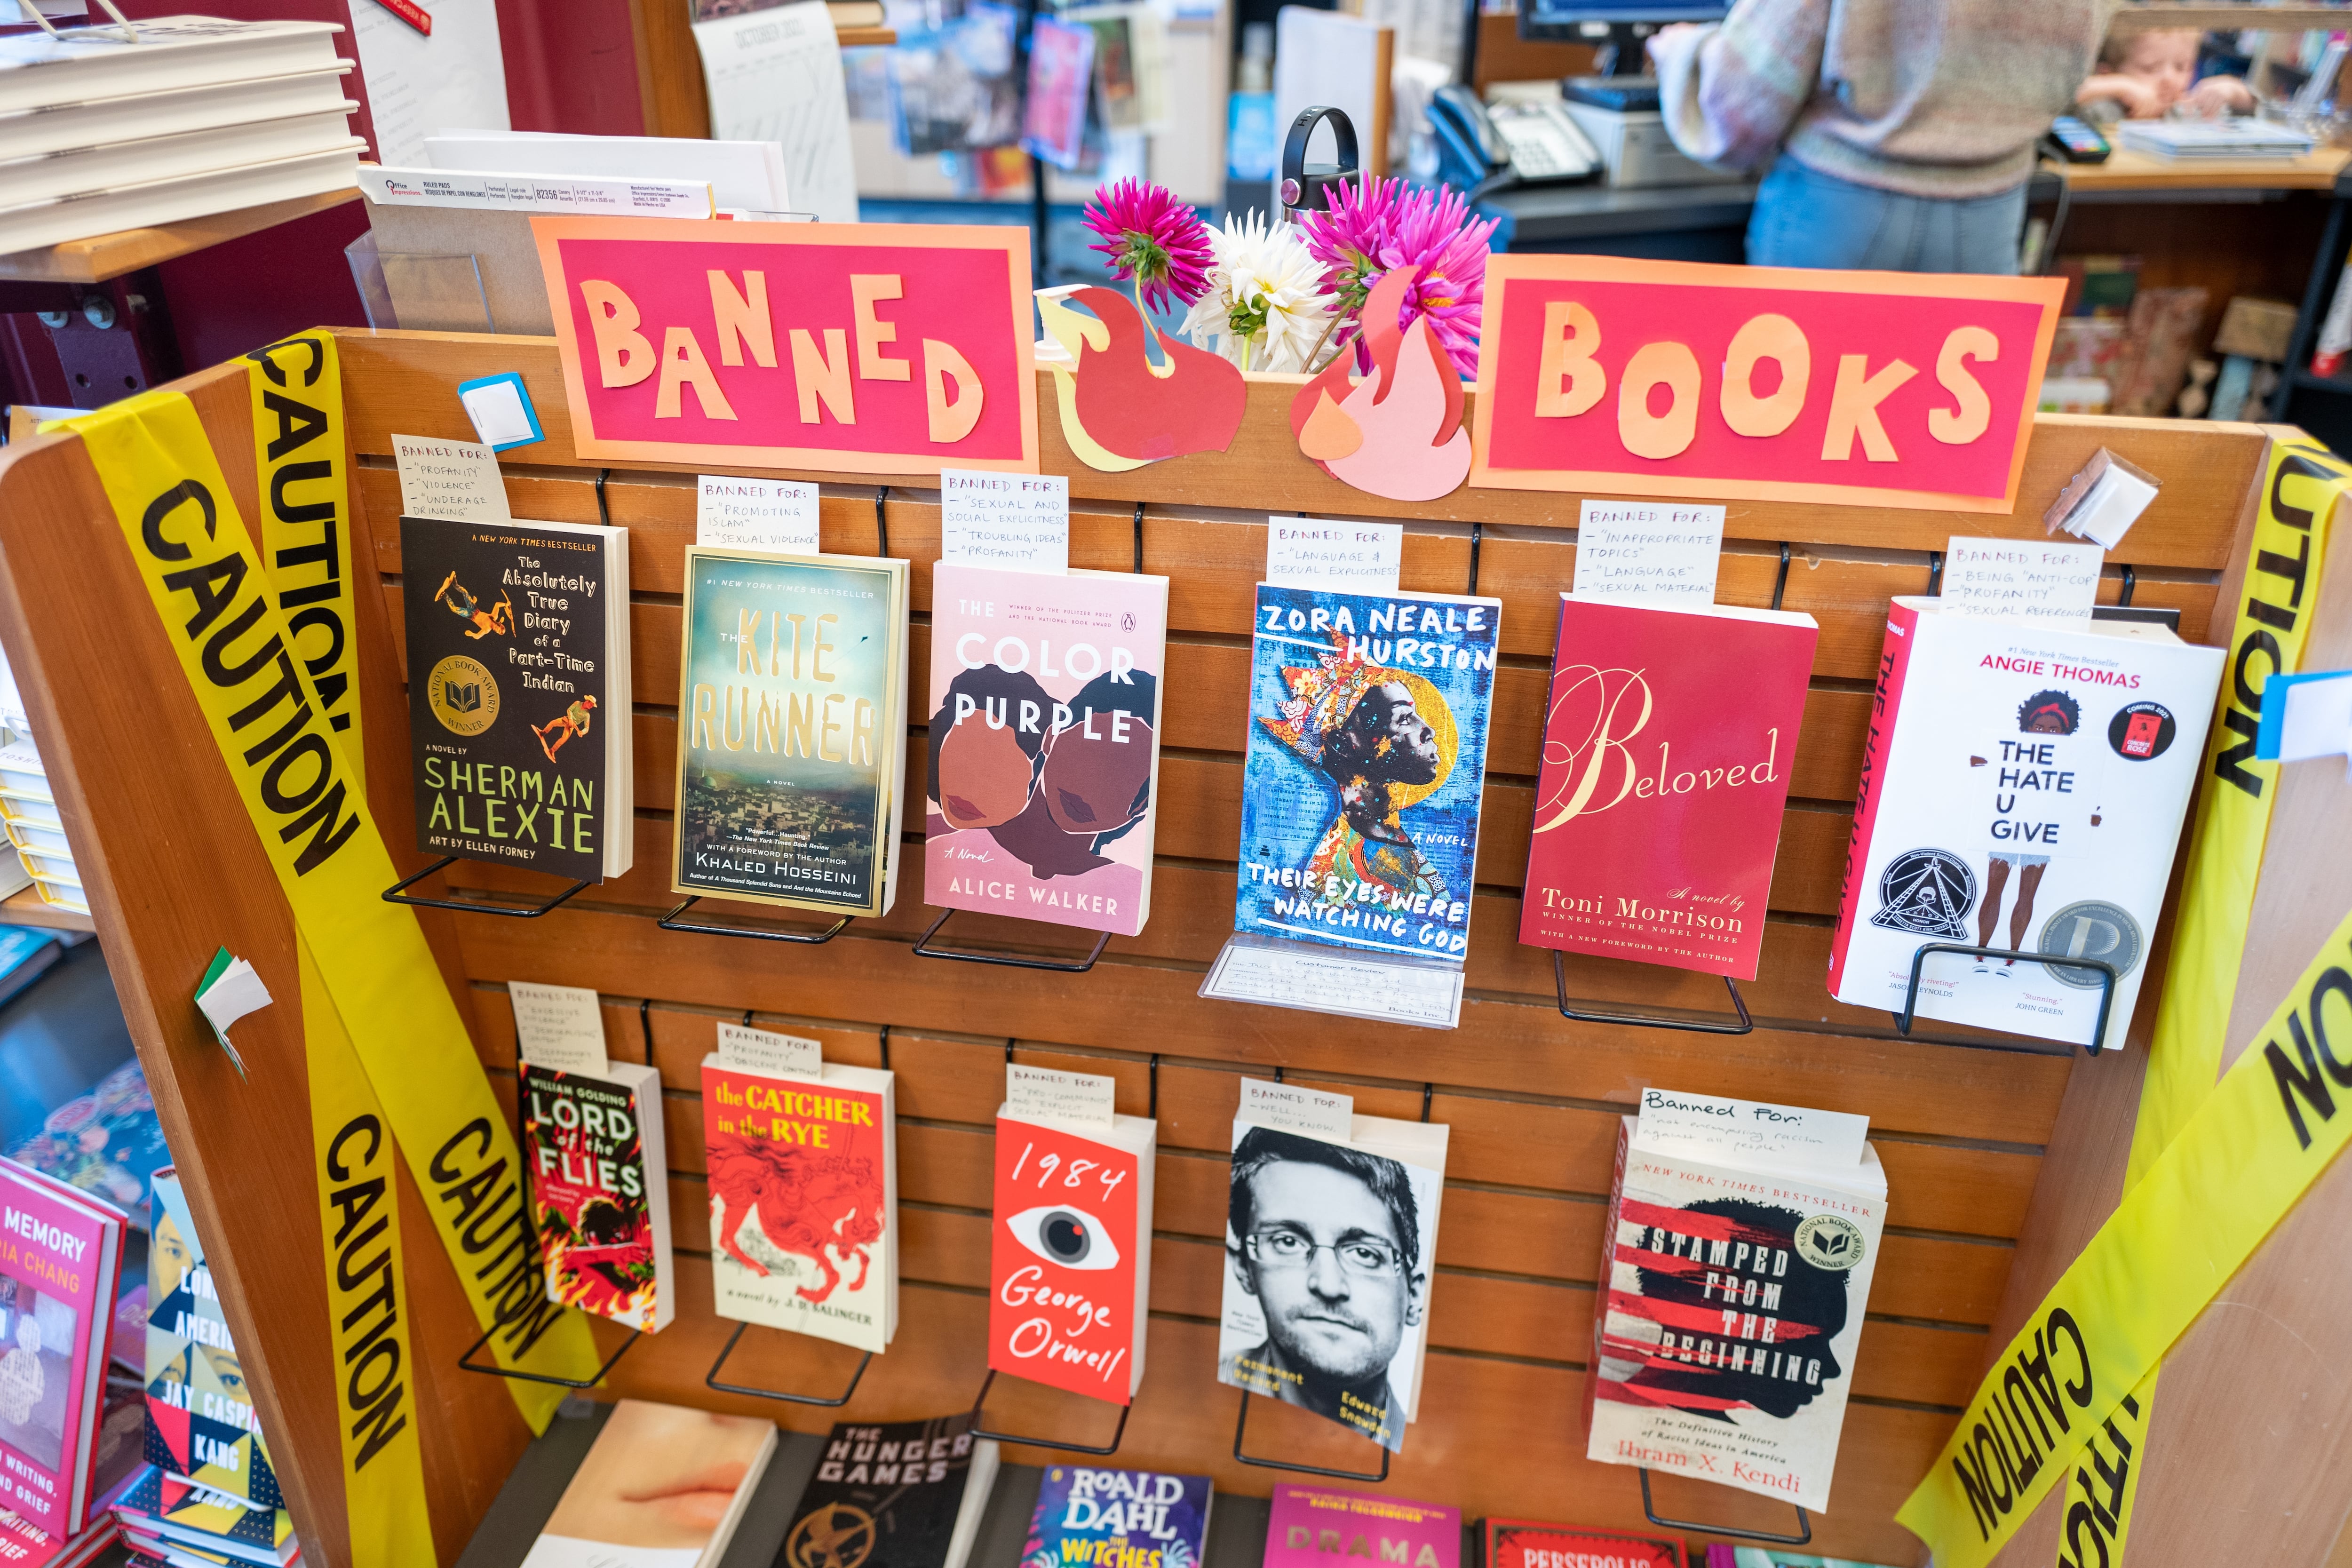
left=1264, top=1486, right=1455, bottom=1568
left=523, top=1061, right=674, bottom=1333
left=1024, top=1466, right=1211, bottom=1568
left=1827, top=597, right=2223, bottom=1051
left=673, top=549, right=910, bottom=919
left=0, top=1159, right=120, bottom=1537
left=926, top=563, right=1168, bottom=938
left=700, top=1054, right=897, bottom=1353
left=786, top=1416, right=1001, bottom=1568
left=401, top=515, right=633, bottom=880
left=1520, top=596, right=1817, bottom=981
left=987, top=1109, right=1155, bottom=1403
left=1216, top=1112, right=1448, bottom=1453
left=1585, top=1090, right=1887, bottom=1512
left=1483, top=1520, right=1685, bottom=1568
left=520, top=1400, right=776, bottom=1568
left=1236, top=585, right=1500, bottom=962
left=144, top=1170, right=278, bottom=1512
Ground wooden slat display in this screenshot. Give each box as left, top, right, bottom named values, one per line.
left=0, top=327, right=2265, bottom=1567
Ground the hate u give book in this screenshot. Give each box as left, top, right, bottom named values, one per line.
left=1521, top=595, right=1817, bottom=981
left=926, top=562, right=1168, bottom=938
left=987, top=1104, right=1155, bottom=1404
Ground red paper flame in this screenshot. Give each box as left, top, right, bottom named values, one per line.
left=1288, top=266, right=1471, bottom=502
left=1066, top=286, right=1247, bottom=462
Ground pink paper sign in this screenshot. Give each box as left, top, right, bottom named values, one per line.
left=534, top=216, right=1039, bottom=474
left=1472, top=256, right=2065, bottom=512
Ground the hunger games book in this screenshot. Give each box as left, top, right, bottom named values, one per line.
left=522, top=1060, right=674, bottom=1332
left=400, top=514, right=633, bottom=880
left=672, top=549, right=910, bottom=919
left=1519, top=595, right=1817, bottom=982
left=784, top=1416, right=1001, bottom=1568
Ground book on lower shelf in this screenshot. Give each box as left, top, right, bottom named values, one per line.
left=0, top=1507, right=119, bottom=1568
left=143, top=1170, right=278, bottom=1512
left=400, top=514, right=633, bottom=882
left=522, top=1060, right=673, bottom=1333
left=1023, top=1465, right=1211, bottom=1568
left=111, top=1465, right=292, bottom=1568
left=786, top=1415, right=999, bottom=1568
left=0, top=1157, right=125, bottom=1538
left=520, top=1400, right=777, bottom=1568
left=1264, top=1485, right=1456, bottom=1568
left=1481, top=1518, right=1685, bottom=1568
left=1827, top=597, right=2223, bottom=1051
left=986, top=1105, right=1155, bottom=1403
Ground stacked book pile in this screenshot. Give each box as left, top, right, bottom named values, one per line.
left=0, top=739, right=75, bottom=913
left=2114, top=117, right=2314, bottom=160
left=0, top=16, right=362, bottom=255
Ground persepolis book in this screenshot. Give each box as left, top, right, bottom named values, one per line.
left=1235, top=585, right=1500, bottom=962
left=672, top=549, right=910, bottom=918
left=1520, top=595, right=1817, bottom=981
left=1484, top=1520, right=1685, bottom=1568
left=400, top=514, right=633, bottom=880
left=1827, top=597, right=2223, bottom=1051
left=522, top=1060, right=674, bottom=1333
left=700, top=1054, right=896, bottom=1353
left=925, top=562, right=1168, bottom=938
left=1585, top=1090, right=1886, bottom=1513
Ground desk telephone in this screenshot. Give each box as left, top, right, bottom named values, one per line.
left=1429, top=84, right=1602, bottom=197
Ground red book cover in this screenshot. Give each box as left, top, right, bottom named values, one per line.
left=1519, top=597, right=1817, bottom=981
left=985, top=1112, right=1153, bottom=1405
left=1484, top=1518, right=1686, bottom=1568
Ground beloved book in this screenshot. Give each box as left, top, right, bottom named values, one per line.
left=987, top=1109, right=1155, bottom=1404
left=0, top=1159, right=121, bottom=1537
left=785, top=1416, right=1000, bottom=1568
left=1485, top=1519, right=1685, bottom=1568
left=523, top=1061, right=674, bottom=1333
left=1216, top=1111, right=1448, bottom=1454
left=111, top=1465, right=292, bottom=1567
left=1828, top=597, right=2224, bottom=1051
left=1265, top=1485, right=1456, bottom=1568
left=673, top=549, right=910, bottom=919
left=1023, top=1466, right=1211, bottom=1568
left=700, top=1053, right=897, bottom=1353
left=925, top=562, right=1169, bottom=938
left=1520, top=596, right=1818, bottom=981
left=143, top=1170, right=278, bottom=1512
left=1235, top=585, right=1500, bottom=961
left=520, top=1400, right=776, bottom=1568
left=1586, top=1090, right=1887, bottom=1512
left=401, top=514, right=633, bottom=880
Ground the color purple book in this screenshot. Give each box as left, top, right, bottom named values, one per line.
left=1264, top=1485, right=1459, bottom=1568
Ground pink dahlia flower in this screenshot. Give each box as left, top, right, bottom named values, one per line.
left=1082, top=178, right=1214, bottom=315
left=1300, top=176, right=1498, bottom=379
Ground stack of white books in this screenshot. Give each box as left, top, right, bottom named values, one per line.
left=2115, top=117, right=2315, bottom=160
left=0, top=739, right=75, bottom=912
left=0, top=16, right=362, bottom=255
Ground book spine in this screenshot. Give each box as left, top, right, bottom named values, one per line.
left=1828, top=600, right=1922, bottom=994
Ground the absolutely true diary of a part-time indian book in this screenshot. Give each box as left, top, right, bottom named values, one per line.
left=400, top=514, right=633, bottom=880
left=1520, top=595, right=1817, bottom=981
left=925, top=561, right=1169, bottom=938
left=673, top=549, right=910, bottom=920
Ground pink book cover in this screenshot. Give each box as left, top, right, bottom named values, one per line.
left=1263, top=1485, right=1459, bottom=1568
left=1519, top=596, right=1816, bottom=982
left=0, top=1161, right=119, bottom=1538
left=925, top=563, right=1168, bottom=938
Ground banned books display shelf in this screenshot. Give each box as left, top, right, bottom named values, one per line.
left=0, top=325, right=2289, bottom=1567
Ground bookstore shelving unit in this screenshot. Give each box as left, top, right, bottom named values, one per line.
left=0, top=326, right=2301, bottom=1564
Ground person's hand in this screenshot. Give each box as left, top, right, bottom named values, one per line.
left=2184, top=74, right=2257, bottom=117
left=1645, top=21, right=1704, bottom=69
left=2078, top=73, right=2164, bottom=119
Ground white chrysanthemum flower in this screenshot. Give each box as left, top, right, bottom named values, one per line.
left=1181, top=209, right=1335, bottom=374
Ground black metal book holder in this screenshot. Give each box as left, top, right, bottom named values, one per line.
left=383, top=855, right=593, bottom=918
left=1892, top=943, right=2121, bottom=1056
left=967, top=1368, right=1131, bottom=1455
left=660, top=898, right=853, bottom=944
left=1638, top=1469, right=1811, bottom=1545
left=1555, top=952, right=1755, bottom=1035
left=914, top=909, right=1110, bottom=972
left=705, top=1324, right=872, bottom=1406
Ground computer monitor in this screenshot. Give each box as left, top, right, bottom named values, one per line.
left=1517, top=0, right=1727, bottom=47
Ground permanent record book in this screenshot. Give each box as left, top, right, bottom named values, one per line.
left=1520, top=595, right=1817, bottom=981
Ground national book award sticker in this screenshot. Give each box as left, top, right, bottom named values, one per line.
left=428, top=654, right=498, bottom=735
left=1796, top=1214, right=1866, bottom=1272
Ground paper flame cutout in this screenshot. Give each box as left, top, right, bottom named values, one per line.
left=1037, top=285, right=1247, bottom=471
left=1288, top=266, right=1470, bottom=502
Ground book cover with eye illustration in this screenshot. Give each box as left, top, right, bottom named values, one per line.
left=1023, top=1466, right=1213, bottom=1568
left=1234, top=585, right=1500, bottom=962
left=673, top=549, right=910, bottom=919
left=925, top=562, right=1168, bottom=938
left=400, top=515, right=633, bottom=880
left=522, top=1061, right=674, bottom=1333
left=1585, top=1090, right=1886, bottom=1512
left=986, top=1109, right=1156, bottom=1404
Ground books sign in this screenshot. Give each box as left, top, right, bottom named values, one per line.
left=534, top=217, right=1039, bottom=475
left=1472, top=256, right=2064, bottom=512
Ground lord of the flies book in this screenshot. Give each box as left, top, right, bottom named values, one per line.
left=925, top=562, right=1168, bottom=938
left=672, top=549, right=909, bottom=919
left=522, top=1061, right=674, bottom=1332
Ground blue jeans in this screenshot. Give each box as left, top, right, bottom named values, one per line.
left=1745, top=156, right=2027, bottom=274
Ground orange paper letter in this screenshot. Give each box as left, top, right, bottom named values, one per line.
left=581, top=280, right=654, bottom=389
left=708, top=271, right=776, bottom=368
left=655, top=326, right=737, bottom=420
left=1929, top=326, right=1997, bottom=446
left=852, top=274, right=913, bottom=382
left=1720, top=313, right=1810, bottom=438
left=924, top=338, right=984, bottom=444
left=1820, top=353, right=1917, bottom=462
left=791, top=327, right=857, bottom=425
left=1618, top=341, right=1701, bottom=460
left=1535, top=301, right=1605, bottom=417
